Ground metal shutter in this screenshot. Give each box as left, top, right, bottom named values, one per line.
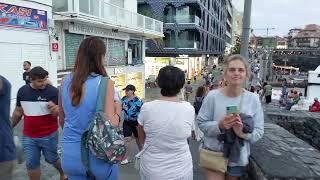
left=65, top=32, right=84, bottom=69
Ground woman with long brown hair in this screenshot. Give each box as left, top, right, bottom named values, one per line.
left=59, top=37, right=121, bottom=180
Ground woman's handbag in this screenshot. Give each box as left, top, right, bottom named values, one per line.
left=199, top=148, right=228, bottom=173
left=81, top=76, right=126, bottom=179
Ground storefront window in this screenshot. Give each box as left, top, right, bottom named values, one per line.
left=107, top=39, right=126, bottom=66
left=127, top=72, right=143, bottom=98
left=128, top=40, right=142, bottom=65
left=110, top=74, right=126, bottom=97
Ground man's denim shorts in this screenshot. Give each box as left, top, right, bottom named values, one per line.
left=22, top=131, right=59, bottom=170
left=227, top=166, right=246, bottom=177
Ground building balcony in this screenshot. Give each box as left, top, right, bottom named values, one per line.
left=163, top=40, right=200, bottom=49
left=177, top=40, right=200, bottom=49
left=165, top=15, right=201, bottom=26
left=53, top=0, right=163, bottom=38
left=177, top=15, right=201, bottom=26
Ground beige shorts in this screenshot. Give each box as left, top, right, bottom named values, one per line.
left=0, top=160, right=15, bottom=180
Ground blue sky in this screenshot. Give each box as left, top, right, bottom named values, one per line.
left=233, top=0, right=320, bottom=37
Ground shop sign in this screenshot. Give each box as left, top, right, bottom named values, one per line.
left=176, top=59, right=185, bottom=65
left=179, top=54, right=189, bottom=58
left=69, top=23, right=129, bottom=40
left=155, top=57, right=170, bottom=64
left=115, top=67, right=125, bottom=75
left=0, top=3, right=47, bottom=30
left=52, top=43, right=58, bottom=52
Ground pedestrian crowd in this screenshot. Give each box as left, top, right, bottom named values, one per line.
left=1, top=36, right=265, bottom=180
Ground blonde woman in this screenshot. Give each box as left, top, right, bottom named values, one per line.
left=197, top=55, right=264, bottom=180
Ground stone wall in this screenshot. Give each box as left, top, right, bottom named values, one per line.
left=248, top=123, right=320, bottom=180
left=266, top=109, right=320, bottom=151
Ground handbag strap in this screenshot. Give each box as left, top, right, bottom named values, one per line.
left=81, top=75, right=109, bottom=180
left=136, top=108, right=177, bottom=157
left=96, top=75, right=109, bottom=112
left=238, top=89, right=245, bottom=113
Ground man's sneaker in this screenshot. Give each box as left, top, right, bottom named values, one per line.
left=121, top=159, right=130, bottom=165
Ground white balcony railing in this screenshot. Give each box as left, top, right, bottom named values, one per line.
left=54, top=0, right=163, bottom=37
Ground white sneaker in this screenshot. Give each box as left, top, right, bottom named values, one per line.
left=121, top=159, right=130, bottom=165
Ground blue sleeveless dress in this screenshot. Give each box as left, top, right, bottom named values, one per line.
left=61, top=74, right=118, bottom=180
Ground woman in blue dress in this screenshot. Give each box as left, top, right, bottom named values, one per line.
left=59, top=37, right=122, bottom=180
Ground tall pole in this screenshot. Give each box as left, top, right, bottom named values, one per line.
left=240, top=0, right=252, bottom=60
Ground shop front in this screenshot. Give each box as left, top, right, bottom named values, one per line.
left=145, top=57, right=171, bottom=78
left=0, top=1, right=57, bottom=111
left=54, top=22, right=146, bottom=98
left=175, top=56, right=203, bottom=80
left=55, top=22, right=130, bottom=70
left=107, top=66, right=145, bottom=99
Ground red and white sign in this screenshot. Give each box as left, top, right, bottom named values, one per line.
left=52, top=43, right=58, bottom=52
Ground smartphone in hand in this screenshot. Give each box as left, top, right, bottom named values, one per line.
left=226, top=105, right=239, bottom=115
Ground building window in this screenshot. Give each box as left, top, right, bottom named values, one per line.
left=138, top=4, right=155, bottom=19
left=178, top=30, right=195, bottom=48
left=53, top=0, right=68, bottom=12
left=164, top=30, right=176, bottom=48
left=109, top=0, right=124, bottom=8
left=164, top=5, right=175, bottom=23
left=128, top=40, right=143, bottom=65
left=206, top=36, right=210, bottom=51
left=207, top=14, right=210, bottom=31
left=79, top=0, right=89, bottom=14
left=107, top=39, right=126, bottom=66
left=176, top=6, right=190, bottom=23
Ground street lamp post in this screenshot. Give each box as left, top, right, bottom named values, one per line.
left=240, top=0, right=252, bottom=60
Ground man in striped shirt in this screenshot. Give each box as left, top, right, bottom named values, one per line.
left=11, top=66, right=66, bottom=180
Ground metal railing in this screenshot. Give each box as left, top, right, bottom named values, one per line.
left=54, top=0, right=163, bottom=35
left=176, top=15, right=201, bottom=25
